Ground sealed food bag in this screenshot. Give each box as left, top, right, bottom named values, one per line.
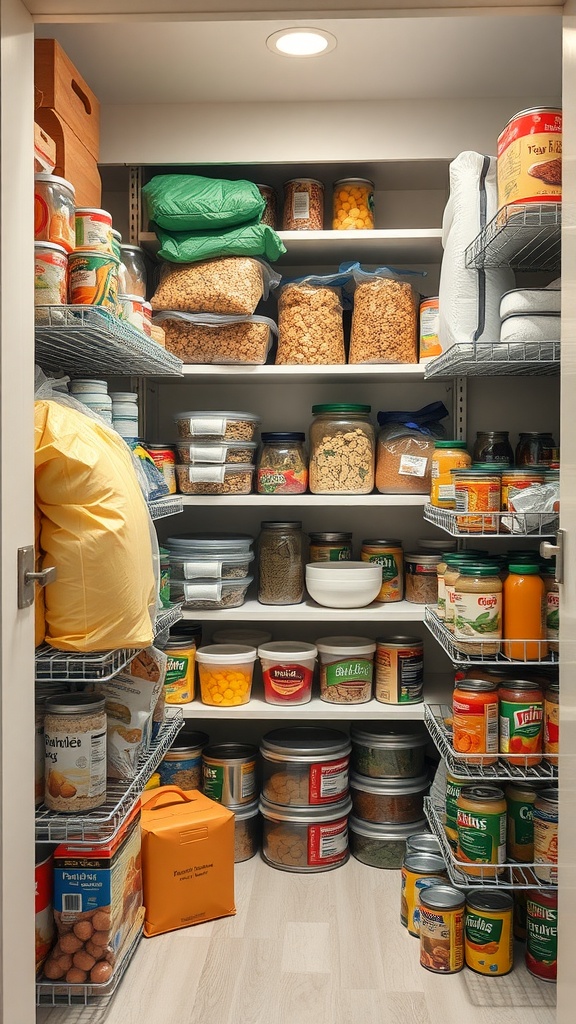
left=35, top=400, right=156, bottom=651
left=142, top=174, right=265, bottom=232
left=97, top=648, right=167, bottom=780
left=153, top=312, right=277, bottom=365
left=348, top=263, right=421, bottom=364
left=35, top=506, right=46, bottom=648
left=154, top=221, right=286, bottom=264
left=276, top=270, right=353, bottom=365
left=375, top=402, right=449, bottom=494
left=140, top=786, right=235, bottom=937
left=150, top=256, right=280, bottom=316
left=44, top=807, right=144, bottom=986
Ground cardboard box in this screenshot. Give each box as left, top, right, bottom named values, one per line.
left=34, top=122, right=56, bottom=173
left=140, top=786, right=235, bottom=937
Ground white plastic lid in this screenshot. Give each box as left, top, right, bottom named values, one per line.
left=196, top=644, right=258, bottom=665
left=258, top=641, right=317, bottom=660
left=110, top=392, right=138, bottom=402
left=315, top=636, right=377, bottom=656
left=35, top=241, right=67, bottom=255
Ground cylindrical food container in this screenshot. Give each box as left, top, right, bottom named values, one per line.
left=499, top=679, right=544, bottom=765
left=256, top=432, right=308, bottom=495
left=255, top=184, right=278, bottom=229
left=533, top=788, right=558, bottom=884
left=145, top=443, right=177, bottom=495
left=350, top=723, right=428, bottom=779
left=430, top=442, right=471, bottom=508
left=456, top=785, right=507, bottom=878
left=202, top=742, right=259, bottom=806
left=506, top=781, right=543, bottom=862
left=525, top=887, right=558, bottom=982
left=119, top=244, right=147, bottom=298
left=68, top=250, right=120, bottom=311
left=350, top=771, right=429, bottom=824
left=258, top=521, right=305, bottom=605
left=501, top=468, right=545, bottom=511
left=516, top=431, right=558, bottom=468
left=349, top=815, right=428, bottom=870
left=406, top=832, right=442, bottom=857
left=544, top=680, right=559, bottom=758
left=34, top=241, right=68, bottom=307
left=158, top=730, right=209, bottom=790
left=543, top=570, right=560, bottom=655
left=374, top=636, right=424, bottom=704
left=35, top=698, right=45, bottom=808
left=260, top=794, right=352, bottom=872
left=452, top=468, right=502, bottom=533
left=465, top=891, right=514, bottom=976
left=497, top=107, right=562, bottom=209
left=118, top=293, right=152, bottom=335
left=454, top=563, right=502, bottom=656
left=309, top=404, right=375, bottom=494
left=34, top=173, right=76, bottom=252
left=332, top=178, right=374, bottom=230
left=44, top=693, right=107, bottom=812
left=316, top=636, right=376, bottom=704
left=472, top=431, right=514, bottom=467
left=282, top=178, right=324, bottom=231
left=35, top=846, right=55, bottom=975
left=196, top=644, right=257, bottom=706
left=258, top=641, right=317, bottom=706
left=360, top=539, right=404, bottom=603
left=308, top=532, right=353, bottom=563
left=452, top=678, right=499, bottom=765
left=400, top=852, right=448, bottom=935
left=419, top=296, right=442, bottom=361
left=162, top=626, right=202, bottom=703
left=260, top=727, right=351, bottom=806
left=404, top=552, right=441, bottom=604
left=419, top=886, right=466, bottom=974
left=74, top=208, right=113, bottom=253
left=232, top=799, right=260, bottom=862
left=445, top=773, right=466, bottom=850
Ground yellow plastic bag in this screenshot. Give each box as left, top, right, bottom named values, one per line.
left=34, top=400, right=155, bottom=652
left=35, top=505, right=46, bottom=648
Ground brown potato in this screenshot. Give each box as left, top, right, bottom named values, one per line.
left=43, top=958, right=65, bottom=980
left=84, top=939, right=103, bottom=959
left=92, top=911, right=111, bottom=932
left=59, top=932, right=84, bottom=954
left=73, top=920, right=94, bottom=941
left=73, top=950, right=96, bottom=971
left=65, top=968, right=88, bottom=984
left=90, top=931, right=109, bottom=949
left=90, top=961, right=113, bottom=984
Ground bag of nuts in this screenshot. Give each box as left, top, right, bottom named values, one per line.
left=348, top=264, right=422, bottom=364
left=152, top=312, right=277, bottom=365
left=150, top=257, right=281, bottom=316
left=276, top=271, right=353, bottom=365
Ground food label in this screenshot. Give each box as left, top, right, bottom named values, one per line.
left=546, top=591, right=559, bottom=643
left=45, top=725, right=106, bottom=802
left=202, top=761, right=257, bottom=802
left=325, top=659, right=372, bottom=688
left=499, top=700, right=543, bottom=755
left=292, top=191, right=310, bottom=220
left=257, top=468, right=308, bottom=495
left=457, top=807, right=506, bottom=865
left=453, top=695, right=499, bottom=756
left=362, top=551, right=403, bottom=602
left=445, top=776, right=466, bottom=845
left=526, top=896, right=557, bottom=969
left=465, top=909, right=512, bottom=975
left=498, top=109, right=562, bottom=206
left=75, top=211, right=112, bottom=250
left=35, top=249, right=68, bottom=305
left=375, top=644, right=423, bottom=704
left=399, top=454, right=428, bottom=478
left=311, top=545, right=352, bottom=562
left=544, top=695, right=559, bottom=754
left=437, top=575, right=446, bottom=617
left=400, top=868, right=446, bottom=931
left=420, top=906, right=464, bottom=973
left=454, top=591, right=502, bottom=643
left=534, top=807, right=558, bottom=883
left=164, top=652, right=194, bottom=704
left=419, top=298, right=441, bottom=360
left=307, top=817, right=348, bottom=866
left=508, top=796, right=535, bottom=851
left=263, top=664, right=313, bottom=701
left=309, top=757, right=349, bottom=803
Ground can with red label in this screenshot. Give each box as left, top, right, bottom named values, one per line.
left=258, top=641, right=317, bottom=705
left=526, top=888, right=558, bottom=982
left=260, top=794, right=352, bottom=872
left=497, top=107, right=562, bottom=209
left=260, top=727, right=351, bottom=806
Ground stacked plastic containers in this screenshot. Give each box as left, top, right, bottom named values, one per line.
left=165, top=532, right=255, bottom=612
left=69, top=379, right=113, bottom=425
left=172, top=410, right=260, bottom=495
left=110, top=391, right=139, bottom=439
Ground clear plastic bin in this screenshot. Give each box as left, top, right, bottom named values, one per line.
left=195, top=644, right=257, bottom=706
left=170, top=576, right=253, bottom=610
left=176, top=463, right=254, bottom=495
left=174, top=411, right=260, bottom=442
left=169, top=551, right=254, bottom=580
left=175, top=440, right=257, bottom=465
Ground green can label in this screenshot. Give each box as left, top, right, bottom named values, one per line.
left=445, top=778, right=465, bottom=836
left=457, top=808, right=506, bottom=864
left=202, top=763, right=224, bottom=802
left=526, top=898, right=557, bottom=963
left=367, top=553, right=399, bottom=582
left=166, top=656, right=188, bottom=683
left=499, top=701, right=543, bottom=753
left=466, top=913, right=503, bottom=946
left=508, top=798, right=534, bottom=848
left=325, top=659, right=372, bottom=687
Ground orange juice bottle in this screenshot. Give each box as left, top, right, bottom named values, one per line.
left=503, top=563, right=548, bottom=661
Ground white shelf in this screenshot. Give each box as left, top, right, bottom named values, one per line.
left=140, top=228, right=443, bottom=266
left=179, top=493, right=429, bottom=507
left=179, top=673, right=451, bottom=721
left=172, top=364, right=427, bottom=384
left=181, top=597, right=427, bottom=622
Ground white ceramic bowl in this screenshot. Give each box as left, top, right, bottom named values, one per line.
left=305, top=561, right=382, bottom=609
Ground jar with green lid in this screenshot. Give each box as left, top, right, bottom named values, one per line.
left=430, top=441, right=472, bottom=508
left=454, top=563, right=502, bottom=655
left=308, top=532, right=353, bottom=562
left=309, top=404, right=375, bottom=494
left=442, top=552, right=488, bottom=632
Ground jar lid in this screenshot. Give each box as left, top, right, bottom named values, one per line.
left=456, top=678, right=499, bottom=692
left=161, top=637, right=198, bottom=651
left=537, top=788, right=559, bottom=804
left=35, top=240, right=68, bottom=255
left=466, top=891, right=514, bottom=913
left=312, top=403, right=371, bottom=415
left=374, top=635, right=423, bottom=648
left=350, top=771, right=429, bottom=796
left=45, top=693, right=106, bottom=714
left=195, top=644, right=257, bottom=665
left=519, top=432, right=555, bottom=438
left=173, top=410, right=260, bottom=422
left=75, top=207, right=111, bottom=217
left=434, top=440, right=468, bottom=449
left=406, top=832, right=442, bottom=855
left=35, top=173, right=75, bottom=195
left=508, top=563, right=540, bottom=574
left=404, top=553, right=442, bottom=565
left=349, top=815, right=428, bottom=840
left=476, top=431, right=510, bottom=438
left=457, top=562, right=502, bottom=575
left=309, top=532, right=353, bottom=543
left=261, top=521, right=302, bottom=530
left=261, top=432, right=305, bottom=443
left=120, top=244, right=145, bottom=253
left=202, top=743, right=258, bottom=762
left=257, top=641, right=317, bottom=660
left=350, top=722, right=428, bottom=748
left=166, top=533, right=254, bottom=552
left=403, top=852, right=447, bottom=873
left=502, top=467, right=545, bottom=475
left=168, top=620, right=203, bottom=640
left=333, top=177, right=374, bottom=188
left=111, top=229, right=122, bottom=241
left=546, top=681, right=559, bottom=693
left=442, top=552, right=484, bottom=564
left=459, top=785, right=505, bottom=802
left=498, top=680, right=542, bottom=691
left=362, top=538, right=402, bottom=547
left=315, top=636, right=376, bottom=657
left=419, top=539, right=457, bottom=552
left=261, top=726, right=350, bottom=758
left=420, top=886, right=465, bottom=911
left=259, top=795, right=352, bottom=824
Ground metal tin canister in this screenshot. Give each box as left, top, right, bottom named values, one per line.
left=260, top=727, right=351, bottom=806
left=202, top=742, right=259, bottom=806
left=406, top=832, right=442, bottom=857
left=374, top=635, right=423, bottom=704
left=260, top=795, right=352, bottom=872
left=533, top=788, right=558, bottom=883
left=361, top=539, right=404, bottom=603
left=400, top=852, right=447, bottom=936
left=419, top=885, right=466, bottom=974
left=465, top=891, right=514, bottom=976
left=497, top=107, right=562, bottom=209
left=158, top=731, right=209, bottom=790
left=68, top=250, right=119, bottom=311
left=525, top=887, right=558, bottom=982
left=308, top=532, right=352, bottom=563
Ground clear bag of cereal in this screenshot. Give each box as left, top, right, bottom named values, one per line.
left=345, top=263, right=424, bottom=364
left=276, top=270, right=353, bottom=365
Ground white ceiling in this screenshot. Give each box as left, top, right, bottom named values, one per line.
left=35, top=15, right=562, bottom=105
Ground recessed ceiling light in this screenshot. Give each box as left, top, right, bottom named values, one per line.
left=266, top=28, right=337, bottom=58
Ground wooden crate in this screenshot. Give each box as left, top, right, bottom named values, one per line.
left=34, top=108, right=102, bottom=208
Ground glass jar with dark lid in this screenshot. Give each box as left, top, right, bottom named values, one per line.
left=472, top=431, right=514, bottom=466
left=516, top=432, right=558, bottom=467
left=257, top=432, right=308, bottom=495
left=308, top=532, right=353, bottom=562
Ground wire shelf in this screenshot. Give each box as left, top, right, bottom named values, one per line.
left=35, top=305, right=183, bottom=377
left=147, top=495, right=184, bottom=520
left=464, top=203, right=561, bottom=271
left=155, top=602, right=183, bottom=637
left=424, top=606, right=559, bottom=666
left=425, top=703, right=558, bottom=780
left=424, top=796, right=555, bottom=889
left=36, top=921, right=143, bottom=1006
left=423, top=503, right=558, bottom=538
left=35, top=645, right=138, bottom=684
left=35, top=707, right=183, bottom=844
left=424, top=339, right=560, bottom=379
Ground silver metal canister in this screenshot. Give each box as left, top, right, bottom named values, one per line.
left=202, top=742, right=258, bottom=806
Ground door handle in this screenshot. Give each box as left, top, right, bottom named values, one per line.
left=17, top=546, right=57, bottom=609
left=25, top=567, right=57, bottom=587
left=540, top=529, right=564, bottom=584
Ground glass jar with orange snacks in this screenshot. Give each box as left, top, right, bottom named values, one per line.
left=430, top=441, right=471, bottom=508
left=452, top=679, right=499, bottom=765
left=332, top=178, right=374, bottom=231
left=195, top=644, right=257, bottom=707
left=452, top=466, right=502, bottom=533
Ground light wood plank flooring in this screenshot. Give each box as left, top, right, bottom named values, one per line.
left=37, top=856, right=556, bottom=1024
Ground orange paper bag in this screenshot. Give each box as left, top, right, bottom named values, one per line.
left=140, top=786, right=235, bottom=937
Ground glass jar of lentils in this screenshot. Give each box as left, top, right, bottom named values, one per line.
left=258, top=521, right=305, bottom=605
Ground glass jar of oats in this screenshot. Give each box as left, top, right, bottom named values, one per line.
left=309, top=404, right=375, bottom=494
left=44, top=693, right=107, bottom=813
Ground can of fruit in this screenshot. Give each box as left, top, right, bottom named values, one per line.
left=145, top=444, right=176, bottom=494
left=68, top=250, right=120, bottom=311
left=361, top=539, right=403, bottom=602
left=34, top=241, right=68, bottom=307
left=374, top=636, right=423, bottom=704
left=497, top=107, right=562, bottom=209
left=75, top=208, right=114, bottom=253
left=465, top=891, right=514, bottom=976
left=419, top=885, right=465, bottom=974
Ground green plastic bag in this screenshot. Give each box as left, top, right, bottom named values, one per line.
left=154, top=220, right=287, bottom=264
left=142, top=174, right=265, bottom=231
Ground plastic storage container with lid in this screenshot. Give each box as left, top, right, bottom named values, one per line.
left=309, top=404, right=375, bottom=494
left=195, top=644, right=257, bottom=706
left=453, top=562, right=503, bottom=655
left=258, top=641, right=317, bottom=706
left=34, top=173, right=76, bottom=252
left=175, top=439, right=258, bottom=465
left=176, top=462, right=254, bottom=496
left=315, top=636, right=376, bottom=704
left=349, top=815, right=428, bottom=870
left=350, top=772, right=430, bottom=824
left=166, top=532, right=254, bottom=555
left=119, top=244, right=147, bottom=298
left=430, top=441, right=472, bottom=508
left=232, top=799, right=260, bottom=862
left=256, top=432, right=308, bottom=495
left=350, top=722, right=429, bottom=779
left=173, top=410, right=260, bottom=442
left=332, top=178, right=375, bottom=230
left=260, top=726, right=351, bottom=806
left=169, top=550, right=254, bottom=581
left=404, top=552, right=441, bottom=604
left=260, top=794, right=352, bottom=872
left=171, top=576, right=253, bottom=610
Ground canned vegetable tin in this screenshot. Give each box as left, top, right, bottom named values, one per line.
left=419, top=885, right=465, bottom=974
left=202, top=743, right=259, bottom=806
left=360, top=539, right=404, bottom=602
left=525, top=887, right=558, bottom=982
left=497, top=107, right=562, bottom=209
left=374, top=636, right=423, bottom=704
left=456, top=785, right=507, bottom=878
left=465, top=891, right=514, bottom=976
left=400, top=852, right=447, bottom=936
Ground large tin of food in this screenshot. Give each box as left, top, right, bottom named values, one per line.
left=400, top=852, right=448, bottom=936
left=497, top=107, right=562, bottom=209
left=260, top=726, right=351, bottom=806
left=202, top=742, right=259, bottom=806
left=260, top=794, right=352, bottom=872
left=350, top=722, right=428, bottom=779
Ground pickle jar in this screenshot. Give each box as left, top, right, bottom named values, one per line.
left=332, top=178, right=375, bottom=230
left=309, top=404, right=375, bottom=495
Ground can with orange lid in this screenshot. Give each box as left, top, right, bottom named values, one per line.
left=497, top=107, right=562, bottom=209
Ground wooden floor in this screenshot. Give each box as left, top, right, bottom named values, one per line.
left=37, top=856, right=556, bottom=1024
